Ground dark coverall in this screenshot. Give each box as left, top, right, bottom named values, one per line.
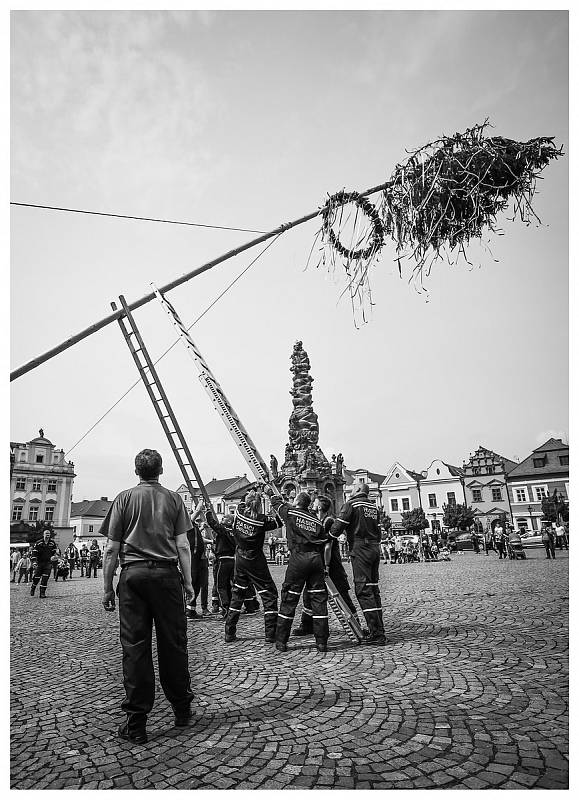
left=295, top=514, right=357, bottom=635
left=30, top=538, right=57, bottom=597
left=331, top=496, right=385, bottom=639
left=224, top=509, right=279, bottom=640
left=206, top=511, right=237, bottom=614
left=270, top=497, right=330, bottom=646
left=187, top=525, right=209, bottom=611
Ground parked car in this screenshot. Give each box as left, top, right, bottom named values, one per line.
left=520, top=531, right=543, bottom=548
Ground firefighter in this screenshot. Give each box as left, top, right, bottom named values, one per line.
left=330, top=484, right=386, bottom=645
left=30, top=529, right=58, bottom=598
left=224, top=490, right=280, bottom=643
left=205, top=509, right=237, bottom=615
left=293, top=494, right=359, bottom=638
left=263, top=486, right=329, bottom=653
left=79, top=544, right=89, bottom=576
left=65, top=542, right=78, bottom=577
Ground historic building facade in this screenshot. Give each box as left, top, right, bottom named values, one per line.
left=10, top=430, right=76, bottom=533
left=506, top=438, right=569, bottom=532
left=380, top=463, right=423, bottom=532
left=176, top=475, right=251, bottom=517
left=343, top=468, right=387, bottom=505
left=462, top=446, right=516, bottom=529
left=70, top=498, right=113, bottom=550
left=419, top=460, right=466, bottom=531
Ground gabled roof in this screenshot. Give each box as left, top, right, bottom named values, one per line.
left=204, top=476, right=250, bottom=497
left=463, top=446, right=517, bottom=473
left=344, top=468, right=387, bottom=486
left=443, top=462, right=464, bottom=477
left=71, top=499, right=113, bottom=519
left=533, top=438, right=568, bottom=453
left=507, top=438, right=569, bottom=478
left=223, top=480, right=259, bottom=500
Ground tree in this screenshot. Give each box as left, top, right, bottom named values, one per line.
left=442, top=502, right=475, bottom=531
left=401, top=508, right=428, bottom=534
left=380, top=514, right=392, bottom=532
left=541, top=490, right=569, bottom=524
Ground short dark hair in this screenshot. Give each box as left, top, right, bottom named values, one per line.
left=135, top=449, right=163, bottom=480
left=295, top=491, right=311, bottom=510
left=316, top=495, right=332, bottom=513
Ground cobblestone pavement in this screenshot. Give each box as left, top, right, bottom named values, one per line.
left=11, top=549, right=568, bottom=789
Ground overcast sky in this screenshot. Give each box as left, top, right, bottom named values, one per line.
left=10, top=10, right=568, bottom=501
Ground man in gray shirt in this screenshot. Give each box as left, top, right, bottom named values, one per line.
left=102, top=449, right=195, bottom=744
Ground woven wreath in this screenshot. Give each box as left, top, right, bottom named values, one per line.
left=322, top=190, right=384, bottom=261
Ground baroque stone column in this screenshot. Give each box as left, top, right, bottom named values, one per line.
left=273, top=341, right=345, bottom=511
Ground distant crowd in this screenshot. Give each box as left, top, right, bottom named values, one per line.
left=10, top=537, right=104, bottom=587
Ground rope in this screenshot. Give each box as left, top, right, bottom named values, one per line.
left=10, top=201, right=267, bottom=234
left=64, top=233, right=282, bottom=458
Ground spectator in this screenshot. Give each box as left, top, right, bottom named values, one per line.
left=65, top=542, right=78, bottom=578
left=10, top=549, right=20, bottom=582
left=555, top=522, right=568, bottom=551
left=79, top=544, right=89, bottom=577
left=88, top=540, right=101, bottom=578
left=16, top=553, right=31, bottom=583
left=27, top=552, right=35, bottom=583
left=495, top=523, right=507, bottom=559
left=339, top=533, right=349, bottom=561
left=541, top=525, right=556, bottom=560
left=268, top=533, right=277, bottom=561
left=50, top=547, right=62, bottom=580
left=484, top=527, right=496, bottom=556
left=187, top=512, right=210, bottom=619
left=393, top=534, right=403, bottom=564
left=471, top=530, right=480, bottom=554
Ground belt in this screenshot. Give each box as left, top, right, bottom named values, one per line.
left=354, top=537, right=379, bottom=546
left=121, top=560, right=178, bottom=569
left=291, top=544, right=324, bottom=554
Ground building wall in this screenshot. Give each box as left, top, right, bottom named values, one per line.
left=10, top=436, right=75, bottom=528
left=380, top=466, right=421, bottom=530
left=507, top=477, right=569, bottom=531
left=69, top=514, right=108, bottom=539
left=419, top=461, right=465, bottom=529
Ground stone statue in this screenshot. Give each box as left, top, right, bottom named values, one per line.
left=335, top=453, right=344, bottom=475
left=270, top=454, right=278, bottom=479
left=39, top=428, right=44, bottom=438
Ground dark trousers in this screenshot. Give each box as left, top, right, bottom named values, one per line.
left=225, top=552, right=278, bottom=639
left=80, top=560, right=88, bottom=576
left=18, top=568, right=28, bottom=583
left=214, top=556, right=235, bottom=612
left=118, top=562, right=193, bottom=732
left=190, top=558, right=209, bottom=609
left=52, top=562, right=59, bottom=579
left=87, top=561, right=98, bottom=578
left=68, top=562, right=75, bottom=577
left=351, top=540, right=384, bottom=637
left=31, top=563, right=51, bottom=596
left=298, top=542, right=356, bottom=633
left=485, top=540, right=496, bottom=555
left=277, top=549, right=328, bottom=644
left=497, top=541, right=507, bottom=559
left=544, top=539, right=556, bottom=559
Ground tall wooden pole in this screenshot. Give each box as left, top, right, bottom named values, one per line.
left=10, top=179, right=392, bottom=382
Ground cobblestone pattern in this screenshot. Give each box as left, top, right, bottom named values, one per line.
left=11, top=549, right=568, bottom=789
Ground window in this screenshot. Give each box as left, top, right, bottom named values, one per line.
left=390, top=499, right=399, bottom=512
left=559, top=455, right=569, bottom=466
left=32, top=479, right=42, bottom=492
left=447, top=492, right=456, bottom=506
left=28, top=506, right=39, bottom=521
left=472, top=489, right=482, bottom=503
left=47, top=480, right=57, bottom=492
left=36, top=454, right=44, bottom=464
left=89, top=525, right=94, bottom=533
left=45, top=507, right=54, bottom=521
left=534, top=486, right=547, bottom=502
left=428, top=494, right=437, bottom=508
left=217, top=503, right=223, bottom=514
left=515, top=488, right=527, bottom=503
left=20, top=452, right=26, bottom=461
left=228, top=506, right=236, bottom=514
left=491, top=488, right=503, bottom=502
left=73, top=526, right=76, bottom=533
left=533, top=457, right=546, bottom=468
left=402, top=498, right=410, bottom=511
left=473, top=467, right=480, bottom=475
left=12, top=504, right=23, bottom=521
left=487, top=466, right=495, bottom=475
left=15, top=477, right=26, bottom=491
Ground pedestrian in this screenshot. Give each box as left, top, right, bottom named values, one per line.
left=339, top=532, right=349, bottom=561
left=88, top=540, right=101, bottom=578
left=10, top=549, right=20, bottom=582
left=16, top=553, right=31, bottom=583
left=30, top=530, right=58, bottom=598
left=422, top=532, right=433, bottom=561
left=186, top=510, right=211, bottom=619
left=292, top=494, right=359, bottom=641
left=555, top=521, right=568, bottom=550
left=263, top=487, right=329, bottom=653
left=65, top=542, right=78, bottom=577
left=50, top=546, right=62, bottom=580
left=380, top=527, right=390, bottom=563
left=27, top=552, right=35, bottom=583
left=541, top=525, right=556, bottom=559
left=223, top=489, right=280, bottom=644
left=471, top=530, right=480, bottom=554
left=101, top=448, right=195, bottom=744
left=484, top=527, right=495, bottom=556
left=495, top=523, right=507, bottom=559
left=393, top=533, right=402, bottom=564
left=205, top=506, right=237, bottom=616
left=330, top=483, right=386, bottom=646
left=79, top=544, right=89, bottom=577
left=268, top=533, right=277, bottom=561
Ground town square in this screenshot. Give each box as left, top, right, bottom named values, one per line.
left=10, top=8, right=568, bottom=793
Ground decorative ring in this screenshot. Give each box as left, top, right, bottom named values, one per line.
left=322, top=190, right=384, bottom=260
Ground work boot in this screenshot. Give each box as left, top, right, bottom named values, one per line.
left=30, top=583, right=36, bottom=596
left=275, top=641, right=288, bottom=653
left=315, top=640, right=328, bottom=653
left=118, top=722, right=147, bottom=745
left=39, top=589, right=46, bottom=599
left=292, top=625, right=312, bottom=637
left=186, top=607, right=199, bottom=619
left=264, top=635, right=276, bottom=643
left=362, top=633, right=386, bottom=646
left=173, top=704, right=193, bottom=728
left=225, top=633, right=237, bottom=643
left=211, top=603, right=220, bottom=615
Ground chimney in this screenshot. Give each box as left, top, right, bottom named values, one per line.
left=101, top=497, right=108, bottom=501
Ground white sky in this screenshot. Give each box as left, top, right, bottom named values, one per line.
left=10, top=9, right=568, bottom=501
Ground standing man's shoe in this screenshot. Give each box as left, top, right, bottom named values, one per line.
left=30, top=584, right=36, bottom=596
left=173, top=706, right=193, bottom=727
left=225, top=633, right=237, bottom=643
left=315, top=640, right=328, bottom=653
left=362, top=633, right=386, bottom=646
left=118, top=722, right=147, bottom=744
left=275, top=641, right=288, bottom=653
left=292, top=626, right=311, bottom=637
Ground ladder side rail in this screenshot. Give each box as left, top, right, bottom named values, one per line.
left=113, top=298, right=211, bottom=508
left=153, top=286, right=281, bottom=496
